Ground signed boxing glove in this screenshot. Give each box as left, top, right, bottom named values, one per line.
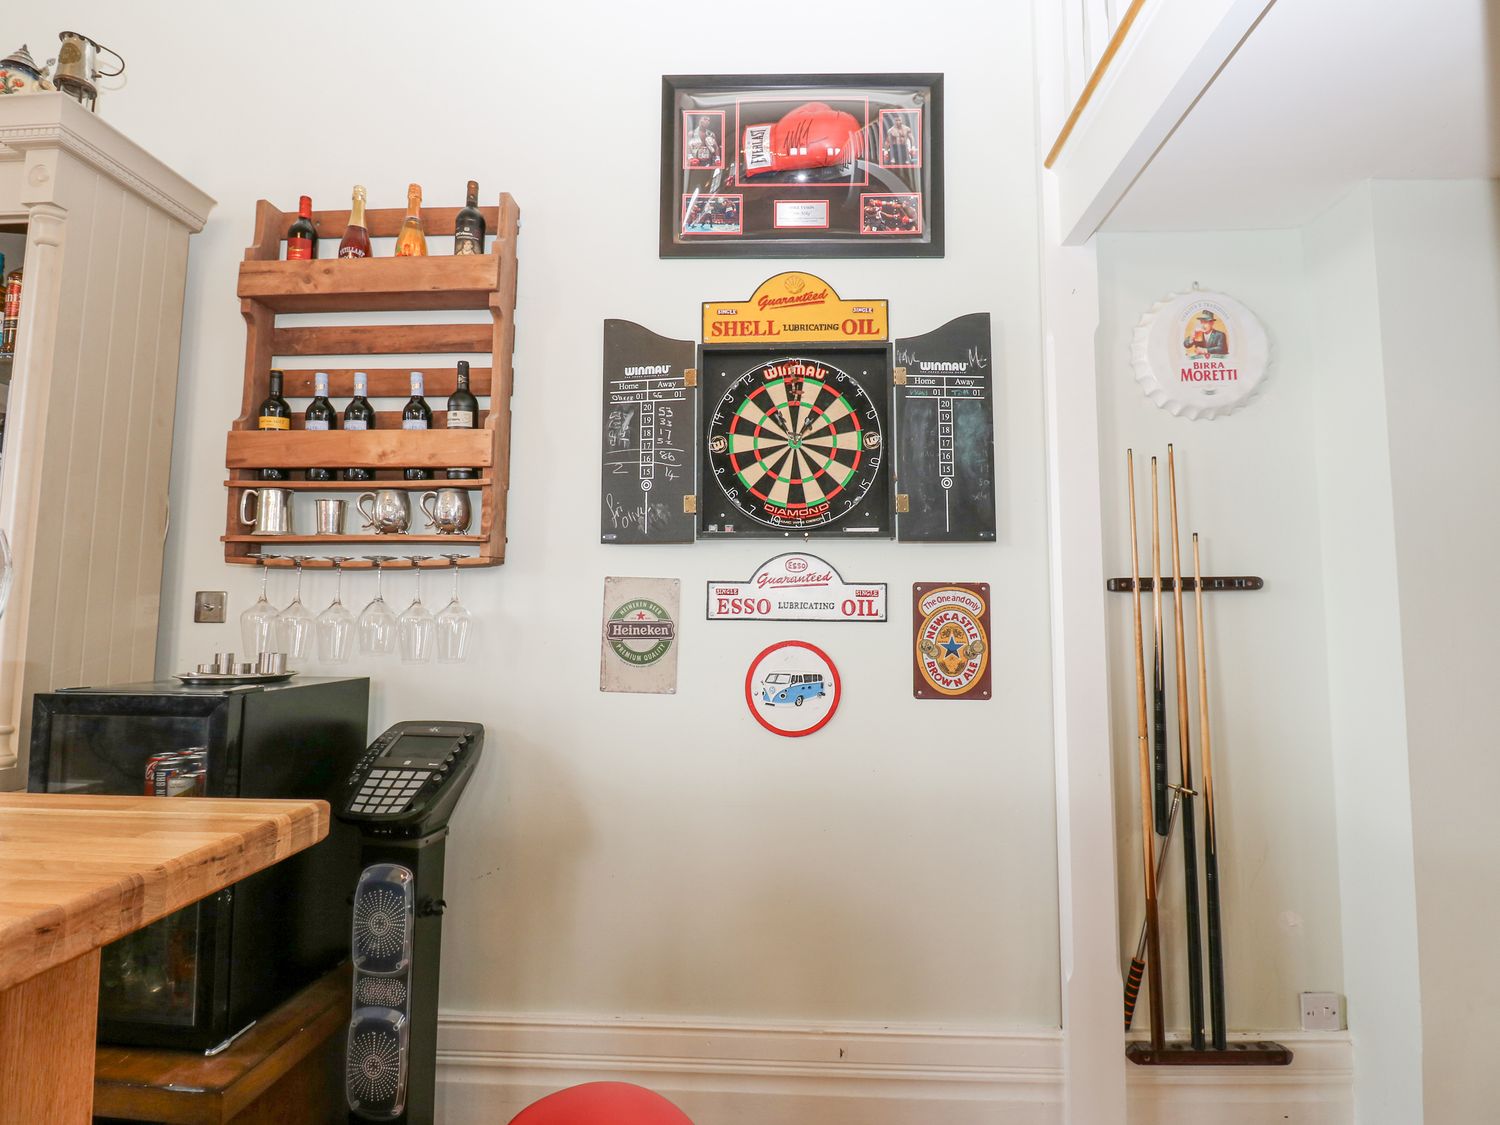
left=742, top=102, right=865, bottom=178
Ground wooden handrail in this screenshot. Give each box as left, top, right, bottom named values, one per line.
left=1044, top=0, right=1149, bottom=169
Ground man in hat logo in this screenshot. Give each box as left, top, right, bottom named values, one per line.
left=1184, top=309, right=1229, bottom=357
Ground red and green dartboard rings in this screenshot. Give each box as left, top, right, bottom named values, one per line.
left=707, top=356, right=883, bottom=531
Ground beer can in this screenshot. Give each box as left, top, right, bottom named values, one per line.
left=144, top=750, right=186, bottom=795
left=144, top=748, right=208, bottom=797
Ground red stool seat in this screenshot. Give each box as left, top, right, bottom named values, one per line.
left=507, top=1082, right=694, bottom=1125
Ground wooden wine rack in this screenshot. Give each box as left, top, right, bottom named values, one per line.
left=224, top=194, right=519, bottom=569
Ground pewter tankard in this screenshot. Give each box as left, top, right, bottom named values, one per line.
left=315, top=498, right=348, bottom=535
left=357, top=490, right=411, bottom=534
left=239, top=488, right=295, bottom=535
left=420, top=489, right=472, bottom=534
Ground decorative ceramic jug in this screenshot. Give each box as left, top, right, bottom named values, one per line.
left=0, top=46, right=52, bottom=96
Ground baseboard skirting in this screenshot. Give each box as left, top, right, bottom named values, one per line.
left=435, top=1014, right=1352, bottom=1124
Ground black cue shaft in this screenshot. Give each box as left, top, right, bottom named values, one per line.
left=1194, top=532, right=1228, bottom=1049
left=1151, top=459, right=1169, bottom=835
left=1167, top=445, right=1206, bottom=1050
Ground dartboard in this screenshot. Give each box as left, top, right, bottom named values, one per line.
left=703, top=353, right=891, bottom=536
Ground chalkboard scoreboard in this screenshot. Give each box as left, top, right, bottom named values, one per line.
left=600, top=319, right=697, bottom=545
left=893, top=313, right=995, bottom=541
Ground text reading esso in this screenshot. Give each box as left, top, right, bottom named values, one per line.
left=716, top=596, right=772, bottom=616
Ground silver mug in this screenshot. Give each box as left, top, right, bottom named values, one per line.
left=357, top=490, right=410, bottom=534
left=315, top=498, right=348, bottom=535
left=239, top=488, right=295, bottom=535
left=420, top=489, right=472, bottom=534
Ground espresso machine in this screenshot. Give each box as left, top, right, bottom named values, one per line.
left=335, top=721, right=485, bottom=1124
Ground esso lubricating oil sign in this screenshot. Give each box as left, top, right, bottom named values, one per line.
left=707, top=552, right=887, bottom=622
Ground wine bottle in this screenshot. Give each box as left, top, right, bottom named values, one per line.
left=445, top=361, right=479, bottom=480
left=1, top=267, right=20, bottom=354
left=338, top=185, right=372, bottom=259
left=257, top=369, right=292, bottom=481
left=454, top=180, right=485, bottom=255
left=394, top=184, right=427, bottom=257
left=402, top=371, right=433, bottom=480
left=343, top=370, right=376, bottom=481
left=286, top=196, right=317, bottom=260
left=304, top=371, right=337, bottom=482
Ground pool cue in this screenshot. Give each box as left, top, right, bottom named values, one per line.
left=1194, top=533, right=1228, bottom=1050
left=1151, top=458, right=1168, bottom=835
left=1167, top=445, right=1207, bottom=1050
left=1126, top=450, right=1166, bottom=1051
left=1124, top=792, right=1180, bottom=1029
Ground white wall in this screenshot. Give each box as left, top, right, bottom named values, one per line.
left=22, top=0, right=1057, bottom=1060
left=1094, top=231, right=1346, bottom=1033
left=1299, top=179, right=1500, bottom=1125
left=1368, top=180, right=1500, bottom=1125
left=1301, top=183, right=1423, bottom=1125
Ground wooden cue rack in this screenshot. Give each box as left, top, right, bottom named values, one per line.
left=223, top=193, right=520, bottom=570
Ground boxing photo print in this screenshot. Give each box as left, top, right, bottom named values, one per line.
left=660, top=74, right=944, bottom=258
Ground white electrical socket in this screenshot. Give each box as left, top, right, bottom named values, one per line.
left=1300, top=991, right=1344, bottom=1030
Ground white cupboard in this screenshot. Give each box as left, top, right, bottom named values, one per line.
left=0, top=93, right=212, bottom=787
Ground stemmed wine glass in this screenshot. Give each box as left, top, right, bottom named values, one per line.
left=276, top=555, right=315, bottom=661
left=436, top=553, right=472, bottom=663
left=241, top=555, right=280, bottom=655
left=316, top=556, right=355, bottom=663
left=398, top=556, right=436, bottom=664
left=358, top=556, right=398, bottom=656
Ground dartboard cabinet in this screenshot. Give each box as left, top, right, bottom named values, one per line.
left=600, top=272, right=995, bottom=546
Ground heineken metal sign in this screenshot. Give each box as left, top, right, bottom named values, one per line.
left=601, top=578, right=681, bottom=693
left=605, top=600, right=677, bottom=665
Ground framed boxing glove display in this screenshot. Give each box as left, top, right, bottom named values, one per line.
left=660, top=73, right=944, bottom=259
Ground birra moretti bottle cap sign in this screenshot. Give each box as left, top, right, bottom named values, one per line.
left=1131, top=290, right=1270, bottom=420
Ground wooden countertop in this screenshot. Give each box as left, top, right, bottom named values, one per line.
left=0, top=793, right=328, bottom=993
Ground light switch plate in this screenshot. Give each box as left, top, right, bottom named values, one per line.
left=1300, top=991, right=1344, bottom=1030
left=194, top=591, right=227, bottom=623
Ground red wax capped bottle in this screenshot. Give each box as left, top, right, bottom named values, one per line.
left=286, top=195, right=317, bottom=260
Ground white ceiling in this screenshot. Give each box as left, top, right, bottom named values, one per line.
left=1101, top=0, right=1500, bottom=231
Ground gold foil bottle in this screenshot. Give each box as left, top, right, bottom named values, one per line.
left=394, top=183, right=428, bottom=257
left=338, top=185, right=372, bottom=258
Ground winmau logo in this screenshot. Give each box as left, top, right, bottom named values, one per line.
left=623, top=365, right=672, bottom=376
left=919, top=361, right=969, bottom=373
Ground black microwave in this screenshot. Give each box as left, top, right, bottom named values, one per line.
left=28, top=676, right=368, bottom=1051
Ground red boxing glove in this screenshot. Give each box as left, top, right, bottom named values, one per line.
left=742, top=102, right=864, bottom=178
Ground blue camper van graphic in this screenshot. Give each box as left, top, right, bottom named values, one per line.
left=759, top=671, right=827, bottom=707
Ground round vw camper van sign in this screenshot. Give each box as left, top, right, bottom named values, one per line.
left=744, top=640, right=842, bottom=738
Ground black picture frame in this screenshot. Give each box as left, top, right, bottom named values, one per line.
left=661, top=73, right=944, bottom=259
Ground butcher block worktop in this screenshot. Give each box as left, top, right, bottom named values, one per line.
left=0, top=792, right=329, bottom=990
left=0, top=792, right=328, bottom=1124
